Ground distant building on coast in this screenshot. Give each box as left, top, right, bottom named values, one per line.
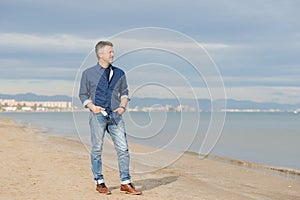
left=0, top=99, right=72, bottom=112
left=130, top=104, right=196, bottom=112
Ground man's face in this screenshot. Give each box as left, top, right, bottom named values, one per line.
left=99, top=45, right=114, bottom=65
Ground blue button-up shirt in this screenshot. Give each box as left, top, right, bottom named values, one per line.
left=79, top=63, right=129, bottom=123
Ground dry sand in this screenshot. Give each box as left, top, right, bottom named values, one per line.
left=1, top=118, right=299, bottom=200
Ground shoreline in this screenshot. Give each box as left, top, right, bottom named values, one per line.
left=2, top=114, right=300, bottom=178
left=1, top=109, right=300, bottom=114
left=1, top=117, right=299, bottom=199
left=53, top=127, right=300, bottom=181
left=184, top=151, right=300, bottom=181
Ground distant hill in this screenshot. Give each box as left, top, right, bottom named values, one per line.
left=0, top=93, right=72, bottom=102
left=128, top=97, right=211, bottom=111
left=1, top=93, right=299, bottom=111
left=129, top=97, right=300, bottom=111
left=220, top=99, right=300, bottom=111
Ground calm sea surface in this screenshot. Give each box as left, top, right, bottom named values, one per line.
left=1, top=111, right=299, bottom=170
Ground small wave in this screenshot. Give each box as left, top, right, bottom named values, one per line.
left=184, top=151, right=300, bottom=181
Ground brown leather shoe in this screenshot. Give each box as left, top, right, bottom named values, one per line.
left=96, top=183, right=111, bottom=195
left=120, top=183, right=142, bottom=195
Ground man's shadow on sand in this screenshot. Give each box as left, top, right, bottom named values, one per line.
left=110, top=175, right=178, bottom=191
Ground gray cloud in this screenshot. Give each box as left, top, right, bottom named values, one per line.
left=0, top=0, right=299, bottom=103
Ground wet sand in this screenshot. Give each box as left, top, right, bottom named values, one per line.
left=1, top=118, right=299, bottom=200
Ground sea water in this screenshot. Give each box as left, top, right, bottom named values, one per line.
left=1, top=111, right=299, bottom=170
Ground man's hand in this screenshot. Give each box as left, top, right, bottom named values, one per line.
left=93, top=106, right=106, bottom=114
left=113, top=107, right=126, bottom=115
left=87, top=103, right=105, bottom=114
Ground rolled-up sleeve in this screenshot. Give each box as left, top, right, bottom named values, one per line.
left=120, top=74, right=129, bottom=100
left=79, top=71, right=92, bottom=107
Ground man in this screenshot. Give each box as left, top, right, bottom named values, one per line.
left=79, top=41, right=142, bottom=195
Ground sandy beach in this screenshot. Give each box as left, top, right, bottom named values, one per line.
left=1, top=118, right=299, bottom=200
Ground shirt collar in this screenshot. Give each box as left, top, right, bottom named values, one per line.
left=97, top=63, right=112, bottom=70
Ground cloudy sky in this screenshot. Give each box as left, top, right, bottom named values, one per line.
left=0, top=0, right=299, bottom=104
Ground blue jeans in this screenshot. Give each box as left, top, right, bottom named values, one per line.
left=89, top=112, right=131, bottom=184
